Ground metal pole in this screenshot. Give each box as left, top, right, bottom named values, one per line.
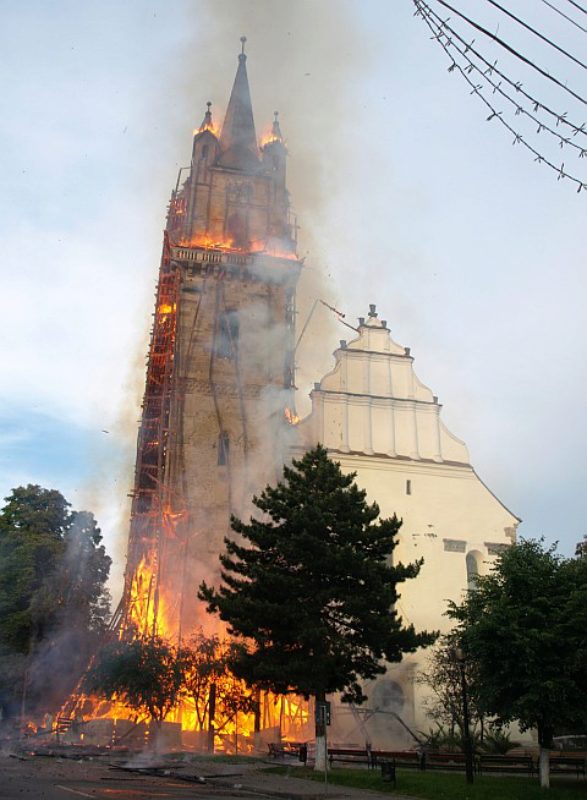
left=459, top=660, right=474, bottom=784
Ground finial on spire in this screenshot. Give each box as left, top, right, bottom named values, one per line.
left=240, top=36, right=247, bottom=58
left=270, top=110, right=283, bottom=142
left=198, top=100, right=214, bottom=133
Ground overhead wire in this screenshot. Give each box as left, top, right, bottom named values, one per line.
left=419, top=2, right=587, bottom=157
left=432, top=0, right=587, bottom=107
left=483, top=0, right=587, bottom=69
left=540, top=0, right=587, bottom=34
left=564, top=0, right=587, bottom=16
left=415, top=0, right=587, bottom=138
left=414, top=1, right=587, bottom=191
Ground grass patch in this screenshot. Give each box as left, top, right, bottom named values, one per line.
left=264, top=766, right=586, bottom=799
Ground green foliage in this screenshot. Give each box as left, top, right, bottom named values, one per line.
left=420, top=723, right=484, bottom=754
left=265, top=766, right=587, bottom=799
left=0, top=486, right=66, bottom=653
left=199, top=445, right=436, bottom=704
left=84, top=634, right=183, bottom=724
left=449, top=538, right=587, bottom=748
left=480, top=728, right=520, bottom=754
left=0, top=484, right=112, bottom=717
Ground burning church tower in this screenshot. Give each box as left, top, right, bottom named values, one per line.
left=106, top=40, right=519, bottom=747
left=118, top=39, right=301, bottom=645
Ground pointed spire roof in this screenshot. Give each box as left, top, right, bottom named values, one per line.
left=198, top=101, right=215, bottom=134
left=218, top=37, right=260, bottom=170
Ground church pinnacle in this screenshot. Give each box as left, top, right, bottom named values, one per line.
left=218, top=36, right=259, bottom=169
left=198, top=101, right=214, bottom=133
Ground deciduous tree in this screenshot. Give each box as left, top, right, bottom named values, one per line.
left=417, top=632, right=483, bottom=741
left=449, top=539, right=587, bottom=789
left=0, top=485, right=111, bottom=719
left=181, top=632, right=255, bottom=751
left=84, top=634, right=183, bottom=730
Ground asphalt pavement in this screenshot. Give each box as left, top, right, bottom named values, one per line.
left=0, top=753, right=417, bottom=800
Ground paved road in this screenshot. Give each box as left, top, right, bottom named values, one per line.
left=0, top=753, right=415, bottom=800
left=0, top=756, right=264, bottom=800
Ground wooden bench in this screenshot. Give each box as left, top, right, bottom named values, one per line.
left=268, top=742, right=308, bottom=763
left=478, top=754, right=536, bottom=775
left=550, top=756, right=585, bottom=777
left=425, top=752, right=468, bottom=771
left=328, top=748, right=372, bottom=768
left=371, top=750, right=422, bottom=770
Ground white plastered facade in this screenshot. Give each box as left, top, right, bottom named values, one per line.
left=294, top=309, right=519, bottom=745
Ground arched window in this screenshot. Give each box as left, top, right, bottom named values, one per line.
left=217, top=432, right=229, bottom=466
left=216, top=311, right=239, bottom=359
left=466, top=550, right=483, bottom=591
left=226, top=211, right=247, bottom=248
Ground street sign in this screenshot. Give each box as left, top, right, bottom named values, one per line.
left=315, top=701, right=331, bottom=726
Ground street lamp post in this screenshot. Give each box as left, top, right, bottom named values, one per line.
left=455, top=646, right=474, bottom=784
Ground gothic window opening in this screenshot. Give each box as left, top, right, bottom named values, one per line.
left=216, top=310, right=239, bottom=359
left=226, top=211, right=247, bottom=248
left=466, top=550, right=483, bottom=591
left=218, top=432, right=230, bottom=466
left=406, top=479, right=412, bottom=495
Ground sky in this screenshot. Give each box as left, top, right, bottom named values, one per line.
left=1, top=0, right=586, bottom=597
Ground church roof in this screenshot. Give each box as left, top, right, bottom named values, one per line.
left=218, top=38, right=259, bottom=170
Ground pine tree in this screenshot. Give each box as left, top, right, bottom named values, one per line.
left=199, top=445, right=436, bottom=768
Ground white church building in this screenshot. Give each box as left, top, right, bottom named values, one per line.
left=295, top=304, right=519, bottom=744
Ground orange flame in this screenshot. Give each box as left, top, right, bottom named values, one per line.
left=261, top=132, right=283, bottom=147
left=284, top=407, right=300, bottom=426
left=180, top=234, right=297, bottom=261
left=158, top=302, right=176, bottom=317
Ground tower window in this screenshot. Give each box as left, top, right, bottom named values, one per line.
left=218, top=432, right=229, bottom=465
left=216, top=311, right=239, bottom=359
left=226, top=211, right=247, bottom=248
left=466, top=551, right=482, bottom=591
left=406, top=480, right=412, bottom=495
left=201, top=144, right=209, bottom=160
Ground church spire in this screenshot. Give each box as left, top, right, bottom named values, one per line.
left=218, top=37, right=259, bottom=169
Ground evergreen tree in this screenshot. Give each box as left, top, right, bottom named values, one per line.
left=199, top=445, right=436, bottom=768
